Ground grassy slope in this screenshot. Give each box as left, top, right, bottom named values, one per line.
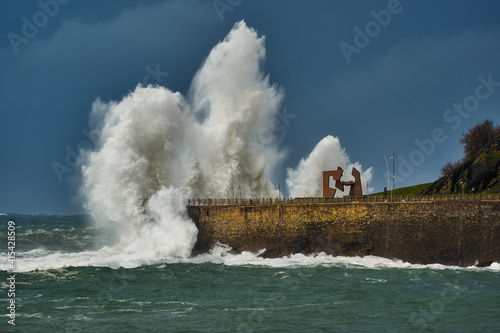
left=371, top=182, right=433, bottom=196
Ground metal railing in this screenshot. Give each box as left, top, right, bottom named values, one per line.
left=187, top=193, right=500, bottom=206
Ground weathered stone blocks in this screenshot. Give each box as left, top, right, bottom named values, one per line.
left=188, top=201, right=500, bottom=266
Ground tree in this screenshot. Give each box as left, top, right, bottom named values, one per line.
left=459, top=119, right=500, bottom=160
left=440, top=160, right=462, bottom=176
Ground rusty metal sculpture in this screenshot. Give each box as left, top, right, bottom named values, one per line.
left=322, top=167, right=343, bottom=197
left=323, top=167, right=363, bottom=197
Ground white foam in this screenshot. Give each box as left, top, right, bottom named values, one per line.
left=488, top=262, right=500, bottom=270
left=2, top=242, right=499, bottom=272
left=188, top=248, right=500, bottom=271
left=1, top=246, right=174, bottom=272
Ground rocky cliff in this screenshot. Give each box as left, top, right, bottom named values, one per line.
left=422, top=135, right=500, bottom=194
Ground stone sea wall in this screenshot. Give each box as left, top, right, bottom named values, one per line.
left=188, top=201, right=500, bottom=266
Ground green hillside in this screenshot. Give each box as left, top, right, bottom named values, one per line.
left=371, top=183, right=433, bottom=196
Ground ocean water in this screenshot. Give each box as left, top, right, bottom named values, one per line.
left=1, top=214, right=499, bottom=332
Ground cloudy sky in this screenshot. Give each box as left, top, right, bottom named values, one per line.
left=1, top=0, right=499, bottom=214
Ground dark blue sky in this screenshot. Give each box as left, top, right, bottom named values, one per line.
left=1, top=0, right=499, bottom=214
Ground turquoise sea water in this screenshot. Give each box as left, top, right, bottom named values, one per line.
left=1, top=214, right=499, bottom=332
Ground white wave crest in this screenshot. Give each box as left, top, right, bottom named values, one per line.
left=4, top=244, right=498, bottom=272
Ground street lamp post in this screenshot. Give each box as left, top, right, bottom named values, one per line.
left=390, top=150, right=395, bottom=201
left=382, top=155, right=390, bottom=197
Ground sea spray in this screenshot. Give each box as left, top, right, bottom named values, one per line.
left=187, top=20, right=286, bottom=198
left=81, top=21, right=286, bottom=260
left=286, top=135, right=373, bottom=197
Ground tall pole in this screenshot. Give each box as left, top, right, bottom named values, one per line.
left=392, top=149, right=395, bottom=200
left=383, top=155, right=390, bottom=194
left=389, top=154, right=393, bottom=201
left=238, top=184, right=241, bottom=200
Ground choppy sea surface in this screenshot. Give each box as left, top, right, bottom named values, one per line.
left=1, top=214, right=499, bottom=332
